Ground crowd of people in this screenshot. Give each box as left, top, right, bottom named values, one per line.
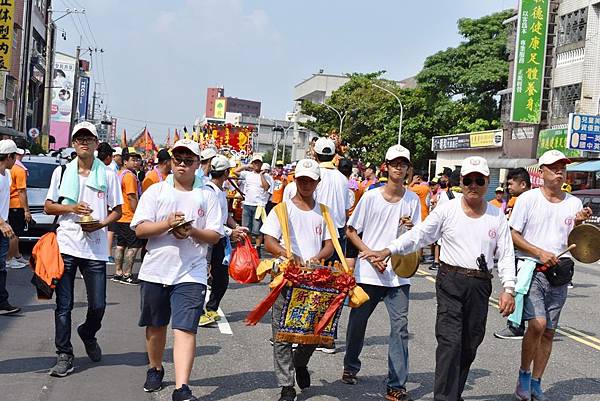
left=0, top=122, right=592, bottom=401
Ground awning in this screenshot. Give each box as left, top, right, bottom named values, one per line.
left=567, top=160, right=600, bottom=172
left=488, top=158, right=538, bottom=169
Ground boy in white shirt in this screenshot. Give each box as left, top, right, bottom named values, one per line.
left=44, top=122, right=123, bottom=377
left=343, top=145, right=420, bottom=401
left=131, top=139, right=223, bottom=401
left=261, top=159, right=335, bottom=401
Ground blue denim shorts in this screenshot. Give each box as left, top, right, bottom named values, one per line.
left=242, top=204, right=262, bottom=235
left=139, top=281, right=206, bottom=334
left=523, top=271, right=568, bottom=330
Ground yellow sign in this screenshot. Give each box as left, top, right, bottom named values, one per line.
left=470, top=131, right=502, bottom=148
left=214, top=98, right=226, bottom=119
left=0, top=1, right=15, bottom=71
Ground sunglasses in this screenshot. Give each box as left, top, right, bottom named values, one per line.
left=462, top=176, right=486, bottom=187
left=173, top=156, right=197, bottom=167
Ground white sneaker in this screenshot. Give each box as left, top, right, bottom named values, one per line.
left=7, top=259, right=27, bottom=269
left=15, top=256, right=28, bottom=265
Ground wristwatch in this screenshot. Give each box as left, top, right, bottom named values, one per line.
left=504, top=287, right=515, bottom=296
left=224, top=226, right=233, bottom=236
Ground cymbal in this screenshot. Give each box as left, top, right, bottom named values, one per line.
left=391, top=252, right=420, bottom=278
left=568, top=224, right=600, bottom=264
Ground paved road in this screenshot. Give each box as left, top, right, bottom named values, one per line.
left=1, top=258, right=599, bottom=401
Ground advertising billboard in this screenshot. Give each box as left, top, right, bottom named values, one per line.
left=78, top=76, right=90, bottom=121
left=0, top=0, right=15, bottom=71
left=431, top=130, right=503, bottom=152
left=50, top=53, right=76, bottom=149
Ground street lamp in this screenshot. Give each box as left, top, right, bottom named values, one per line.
left=373, top=82, right=403, bottom=145
left=322, top=103, right=347, bottom=135
left=271, top=125, right=284, bottom=167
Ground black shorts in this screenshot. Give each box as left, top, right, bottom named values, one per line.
left=116, top=222, right=144, bottom=248
left=138, top=281, right=206, bottom=333
left=108, top=222, right=118, bottom=233
left=8, top=208, right=25, bottom=236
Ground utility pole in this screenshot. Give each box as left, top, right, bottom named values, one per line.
left=68, top=45, right=80, bottom=145
left=91, top=82, right=98, bottom=120
left=18, top=0, right=33, bottom=132
left=41, top=5, right=54, bottom=145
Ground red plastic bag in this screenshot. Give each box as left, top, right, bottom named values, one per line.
left=229, top=236, right=260, bottom=284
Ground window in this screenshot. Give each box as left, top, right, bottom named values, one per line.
left=558, top=7, right=588, bottom=47
left=551, top=83, right=581, bottom=119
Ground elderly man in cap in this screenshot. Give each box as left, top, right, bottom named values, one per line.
left=512, top=150, right=592, bottom=401
left=489, top=186, right=507, bottom=212
left=364, top=156, right=516, bottom=401
left=44, top=122, right=123, bottom=376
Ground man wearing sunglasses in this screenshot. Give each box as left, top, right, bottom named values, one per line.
left=132, top=139, right=223, bottom=401
left=363, top=156, right=516, bottom=401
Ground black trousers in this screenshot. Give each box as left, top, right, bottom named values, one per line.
left=206, top=237, right=229, bottom=312
left=434, top=269, right=492, bottom=401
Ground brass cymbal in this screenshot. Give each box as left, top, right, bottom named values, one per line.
left=568, top=224, right=600, bottom=264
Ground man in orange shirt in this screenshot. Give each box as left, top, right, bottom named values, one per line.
left=7, top=145, right=28, bottom=269
left=408, top=174, right=430, bottom=221
left=489, top=187, right=507, bottom=212
left=114, top=148, right=143, bottom=285
left=142, top=149, right=171, bottom=193
left=269, top=160, right=286, bottom=208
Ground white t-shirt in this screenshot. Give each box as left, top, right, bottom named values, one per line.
left=509, top=188, right=583, bottom=259
left=348, top=188, right=421, bottom=287
left=0, top=169, right=11, bottom=220
left=437, top=190, right=463, bottom=205
left=315, top=166, right=350, bottom=228
left=206, top=181, right=228, bottom=226
left=131, top=182, right=224, bottom=285
left=46, top=165, right=123, bottom=261
left=258, top=174, right=274, bottom=206
left=388, top=198, right=516, bottom=288
left=239, top=171, right=267, bottom=206
left=283, top=181, right=297, bottom=201
left=261, top=200, right=332, bottom=262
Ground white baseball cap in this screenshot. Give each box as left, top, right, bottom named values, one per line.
left=172, top=139, right=201, bottom=156
left=211, top=155, right=232, bottom=172
left=251, top=154, right=263, bottom=163
left=200, top=147, right=217, bottom=161
left=314, top=138, right=336, bottom=155
left=72, top=121, right=98, bottom=138
left=295, top=159, right=320, bottom=180
left=461, top=156, right=490, bottom=177
left=539, top=149, right=571, bottom=167
left=0, top=139, right=23, bottom=155
left=113, top=146, right=122, bottom=156
left=385, top=144, right=411, bottom=162
left=261, top=163, right=271, bottom=171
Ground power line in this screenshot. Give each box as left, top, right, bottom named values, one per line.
left=112, top=115, right=188, bottom=127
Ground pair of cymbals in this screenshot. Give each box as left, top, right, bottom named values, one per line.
left=568, top=224, right=600, bottom=264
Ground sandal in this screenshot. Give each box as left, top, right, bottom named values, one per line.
left=341, top=369, right=358, bottom=385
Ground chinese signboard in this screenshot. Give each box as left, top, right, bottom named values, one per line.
left=214, top=99, right=226, bottom=119
left=567, top=113, right=600, bottom=152
left=431, top=130, right=503, bottom=152
left=537, top=128, right=582, bottom=158
left=110, top=117, right=117, bottom=144
left=0, top=0, right=15, bottom=71
left=510, top=0, right=551, bottom=124
left=50, top=53, right=76, bottom=149
left=78, top=76, right=90, bottom=121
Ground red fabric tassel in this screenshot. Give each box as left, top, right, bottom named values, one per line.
left=314, top=292, right=346, bottom=335
left=245, top=278, right=288, bottom=325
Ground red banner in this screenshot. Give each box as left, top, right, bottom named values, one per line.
left=202, top=124, right=254, bottom=152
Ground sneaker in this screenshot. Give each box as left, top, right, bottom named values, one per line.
left=494, top=324, right=525, bottom=340
left=429, top=262, right=440, bottom=271
left=316, top=342, right=336, bottom=354
left=206, top=310, right=221, bottom=321
left=341, top=369, right=358, bottom=385
left=295, top=366, right=310, bottom=390
left=143, top=366, right=164, bottom=392
left=122, top=275, right=140, bottom=286
left=107, top=256, right=115, bottom=265
left=15, top=256, right=29, bottom=265
left=198, top=313, right=216, bottom=327
left=531, top=378, right=550, bottom=401
left=49, top=353, right=74, bottom=377
left=111, top=274, right=123, bottom=283
left=7, top=258, right=27, bottom=269
left=385, top=387, right=413, bottom=401
left=567, top=281, right=574, bottom=289
left=515, top=369, right=532, bottom=401
left=172, top=384, right=198, bottom=401
left=77, top=324, right=102, bottom=362
left=278, top=386, right=296, bottom=401
left=0, top=301, right=20, bottom=315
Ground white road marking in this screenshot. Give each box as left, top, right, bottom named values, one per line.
left=204, top=289, right=233, bottom=335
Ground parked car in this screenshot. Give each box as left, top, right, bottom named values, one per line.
left=571, top=189, right=600, bottom=227
left=19, top=155, right=66, bottom=242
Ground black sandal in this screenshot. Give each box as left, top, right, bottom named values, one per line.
left=341, top=369, right=357, bottom=385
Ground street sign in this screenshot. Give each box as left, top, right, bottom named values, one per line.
left=567, top=113, right=600, bottom=152
left=537, top=128, right=582, bottom=158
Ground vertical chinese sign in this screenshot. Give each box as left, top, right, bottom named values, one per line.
left=50, top=53, right=76, bottom=149
left=0, top=0, right=15, bottom=71
left=510, top=0, right=551, bottom=124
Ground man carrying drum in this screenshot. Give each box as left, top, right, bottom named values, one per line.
left=363, top=156, right=516, bottom=401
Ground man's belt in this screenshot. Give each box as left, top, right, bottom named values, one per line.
left=440, top=263, right=493, bottom=280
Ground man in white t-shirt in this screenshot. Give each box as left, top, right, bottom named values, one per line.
left=0, top=140, right=20, bottom=316
left=313, top=138, right=350, bottom=256
left=131, top=139, right=223, bottom=401
left=511, top=150, right=591, bottom=401
left=235, top=154, right=270, bottom=251
left=364, top=156, right=516, bottom=401
left=261, top=159, right=335, bottom=401
left=44, top=122, right=123, bottom=377
left=343, top=145, right=420, bottom=401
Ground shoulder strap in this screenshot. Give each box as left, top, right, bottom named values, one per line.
left=52, top=165, right=67, bottom=229
left=273, top=202, right=291, bottom=259
left=319, top=203, right=350, bottom=274
left=447, top=190, right=455, bottom=200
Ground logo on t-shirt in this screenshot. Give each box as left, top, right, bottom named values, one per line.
left=565, top=216, right=574, bottom=226
left=97, top=192, right=105, bottom=199
left=197, top=208, right=205, bottom=218
left=315, top=225, right=322, bottom=236
left=488, top=229, right=497, bottom=239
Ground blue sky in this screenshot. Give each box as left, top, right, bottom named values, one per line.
left=56, top=0, right=517, bottom=142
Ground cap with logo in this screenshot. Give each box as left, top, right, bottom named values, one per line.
left=200, top=147, right=217, bottom=161
left=495, top=186, right=504, bottom=193
left=211, top=155, right=233, bottom=172
left=172, top=139, right=201, bottom=156
left=295, top=159, right=320, bottom=180
left=385, top=144, right=411, bottom=163
left=72, top=121, right=98, bottom=139
left=461, top=156, right=490, bottom=177
left=539, top=149, right=571, bottom=167
left=314, top=138, right=336, bottom=156
left=0, top=139, right=24, bottom=155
